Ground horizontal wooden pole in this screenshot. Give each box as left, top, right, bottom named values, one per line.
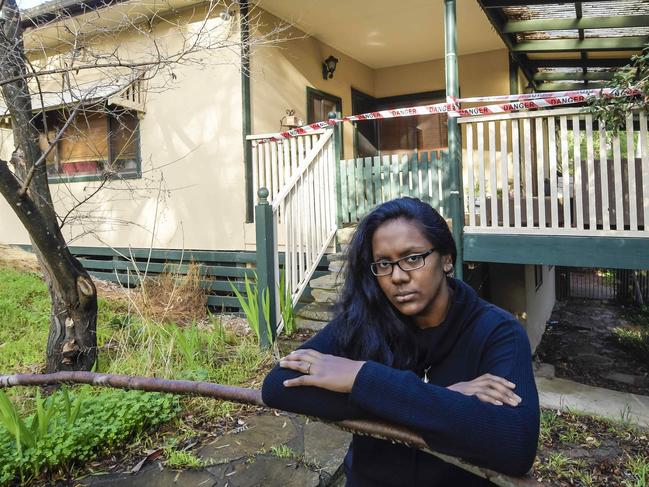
left=533, top=71, right=615, bottom=81
left=0, top=372, right=543, bottom=487
left=483, top=0, right=612, bottom=6
left=504, top=15, right=649, bottom=34
left=513, top=37, right=648, bottom=53
left=528, top=58, right=631, bottom=69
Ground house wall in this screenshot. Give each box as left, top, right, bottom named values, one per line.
left=524, top=264, right=555, bottom=352
left=250, top=8, right=374, bottom=159
left=486, top=262, right=554, bottom=353
left=0, top=5, right=248, bottom=251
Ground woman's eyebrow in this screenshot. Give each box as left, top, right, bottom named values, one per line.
left=373, top=247, right=428, bottom=260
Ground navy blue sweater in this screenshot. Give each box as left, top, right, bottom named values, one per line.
left=262, top=279, right=540, bottom=486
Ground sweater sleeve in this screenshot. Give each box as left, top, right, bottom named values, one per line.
left=261, top=323, right=369, bottom=421
left=349, top=320, right=540, bottom=476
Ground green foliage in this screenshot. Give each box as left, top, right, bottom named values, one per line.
left=229, top=273, right=272, bottom=345
left=624, top=454, right=649, bottom=487
left=0, top=388, right=179, bottom=485
left=588, top=47, right=649, bottom=132
left=164, top=449, right=206, bottom=469
left=279, top=271, right=296, bottom=336
left=269, top=444, right=297, bottom=460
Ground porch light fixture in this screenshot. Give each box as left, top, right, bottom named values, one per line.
left=322, top=55, right=339, bottom=80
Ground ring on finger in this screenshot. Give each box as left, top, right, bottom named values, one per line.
left=306, top=362, right=312, bottom=375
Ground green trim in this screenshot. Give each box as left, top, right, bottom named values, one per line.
left=241, top=0, right=253, bottom=223
left=513, top=37, right=648, bottom=53
left=254, top=189, right=276, bottom=347
left=464, top=234, right=649, bottom=270
left=509, top=56, right=519, bottom=94
left=533, top=71, right=615, bottom=82
left=504, top=15, right=649, bottom=33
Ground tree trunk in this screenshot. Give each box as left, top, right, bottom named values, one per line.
left=0, top=0, right=98, bottom=372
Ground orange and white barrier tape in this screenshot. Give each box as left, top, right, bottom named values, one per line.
left=253, top=87, right=639, bottom=145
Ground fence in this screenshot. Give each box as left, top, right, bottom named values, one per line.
left=460, top=107, right=649, bottom=237
left=339, top=150, right=450, bottom=223
left=556, top=266, right=649, bottom=303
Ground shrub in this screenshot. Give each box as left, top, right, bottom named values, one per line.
left=0, top=388, right=179, bottom=485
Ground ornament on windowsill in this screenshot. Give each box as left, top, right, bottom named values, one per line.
left=280, top=109, right=303, bottom=131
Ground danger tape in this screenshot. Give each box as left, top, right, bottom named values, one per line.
left=253, top=87, right=639, bottom=144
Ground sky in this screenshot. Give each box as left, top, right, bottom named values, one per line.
left=17, top=0, right=52, bottom=10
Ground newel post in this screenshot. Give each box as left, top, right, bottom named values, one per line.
left=328, top=110, right=344, bottom=231
left=255, top=188, right=277, bottom=348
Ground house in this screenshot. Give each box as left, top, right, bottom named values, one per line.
left=1, top=0, right=647, bottom=351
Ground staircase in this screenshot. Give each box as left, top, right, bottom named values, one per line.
left=296, top=226, right=356, bottom=331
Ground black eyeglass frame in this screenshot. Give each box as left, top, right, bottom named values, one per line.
left=370, top=248, right=436, bottom=277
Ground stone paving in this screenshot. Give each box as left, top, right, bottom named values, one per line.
left=81, top=412, right=351, bottom=487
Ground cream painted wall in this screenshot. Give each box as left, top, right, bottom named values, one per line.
left=487, top=262, right=555, bottom=353
left=250, top=9, right=374, bottom=159
left=374, top=49, right=510, bottom=99
left=0, top=8, right=246, bottom=250
left=524, top=264, right=556, bottom=353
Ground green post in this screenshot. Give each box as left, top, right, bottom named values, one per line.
left=255, top=187, right=277, bottom=348
left=444, top=0, right=464, bottom=280
left=328, top=110, right=344, bottom=231
left=241, top=0, right=254, bottom=223
left=509, top=56, right=519, bottom=95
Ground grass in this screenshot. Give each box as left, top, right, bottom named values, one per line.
left=614, top=305, right=649, bottom=368
left=0, top=262, right=273, bottom=484
left=269, top=444, right=298, bottom=460
left=164, top=449, right=206, bottom=469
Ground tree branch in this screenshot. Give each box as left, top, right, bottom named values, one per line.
left=0, top=371, right=544, bottom=487
left=19, top=102, right=82, bottom=197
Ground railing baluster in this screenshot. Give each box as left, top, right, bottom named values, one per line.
left=523, top=118, right=533, bottom=228
left=512, top=120, right=522, bottom=229
left=465, top=124, right=476, bottom=227
left=500, top=120, right=509, bottom=228
left=572, top=115, right=584, bottom=231
left=560, top=116, right=571, bottom=228
left=612, top=131, right=624, bottom=231
left=599, top=121, right=610, bottom=231
left=536, top=118, right=546, bottom=229
left=548, top=117, right=558, bottom=229
left=626, top=113, right=638, bottom=231
left=488, top=121, right=498, bottom=227
left=477, top=122, right=486, bottom=227
left=640, top=111, right=649, bottom=231
left=585, top=114, right=597, bottom=230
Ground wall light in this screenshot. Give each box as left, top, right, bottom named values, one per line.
left=322, top=55, right=339, bottom=80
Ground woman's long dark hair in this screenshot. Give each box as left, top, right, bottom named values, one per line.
left=332, top=197, right=456, bottom=370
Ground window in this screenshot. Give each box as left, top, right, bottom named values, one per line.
left=350, top=90, right=448, bottom=158
left=38, top=107, right=140, bottom=182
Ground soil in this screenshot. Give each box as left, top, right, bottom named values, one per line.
left=535, top=300, right=649, bottom=396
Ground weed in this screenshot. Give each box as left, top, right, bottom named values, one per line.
left=269, top=444, right=298, bottom=460
left=164, top=449, right=205, bottom=469
left=229, top=273, right=272, bottom=345
left=623, top=454, right=649, bottom=487
left=279, top=271, right=296, bottom=336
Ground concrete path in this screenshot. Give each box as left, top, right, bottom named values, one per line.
left=536, top=375, right=649, bottom=428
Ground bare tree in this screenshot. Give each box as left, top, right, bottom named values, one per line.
left=0, top=0, right=288, bottom=372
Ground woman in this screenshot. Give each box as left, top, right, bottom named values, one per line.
left=262, top=197, right=539, bottom=486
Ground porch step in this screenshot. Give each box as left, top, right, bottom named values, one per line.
left=336, top=226, right=356, bottom=246
left=296, top=315, right=329, bottom=332
left=311, top=288, right=339, bottom=304
left=296, top=302, right=334, bottom=322
left=310, top=273, right=343, bottom=291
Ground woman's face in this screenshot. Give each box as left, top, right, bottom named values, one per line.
left=371, top=218, right=453, bottom=329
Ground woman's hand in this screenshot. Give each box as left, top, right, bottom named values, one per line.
left=279, top=349, right=366, bottom=393
left=447, top=373, right=521, bottom=406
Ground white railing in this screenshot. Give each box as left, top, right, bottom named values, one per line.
left=460, top=107, right=649, bottom=237
left=268, top=129, right=337, bottom=332
left=247, top=130, right=328, bottom=210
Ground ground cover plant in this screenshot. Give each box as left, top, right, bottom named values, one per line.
left=533, top=408, right=649, bottom=486
left=0, top=259, right=272, bottom=485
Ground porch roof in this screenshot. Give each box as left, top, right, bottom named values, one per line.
left=478, top=0, right=649, bottom=91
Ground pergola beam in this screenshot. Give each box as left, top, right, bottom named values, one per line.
left=528, top=58, right=631, bottom=68
left=482, top=0, right=611, bottom=7
left=513, top=36, right=649, bottom=53
left=504, top=15, right=649, bottom=34
left=535, top=81, right=607, bottom=91
left=533, top=71, right=615, bottom=81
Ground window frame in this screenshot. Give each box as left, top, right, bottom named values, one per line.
left=44, top=106, right=142, bottom=184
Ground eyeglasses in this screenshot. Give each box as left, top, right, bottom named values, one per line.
left=370, top=249, right=436, bottom=277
